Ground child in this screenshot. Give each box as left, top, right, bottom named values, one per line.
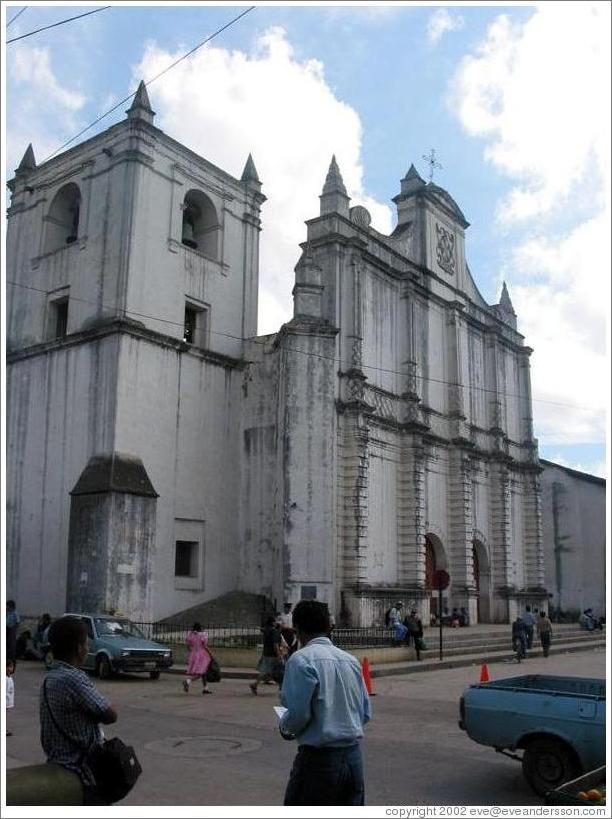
left=6, top=659, right=15, bottom=736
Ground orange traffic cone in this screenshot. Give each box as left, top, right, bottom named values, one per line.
left=479, top=663, right=490, bottom=683
left=361, top=657, right=376, bottom=696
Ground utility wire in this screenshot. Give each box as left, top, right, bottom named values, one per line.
left=42, top=5, right=256, bottom=162
left=7, top=7, right=27, bottom=28
left=7, top=6, right=110, bottom=44
left=6, top=279, right=605, bottom=414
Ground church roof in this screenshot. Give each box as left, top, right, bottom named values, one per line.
left=499, top=281, right=516, bottom=315
left=424, top=182, right=470, bottom=228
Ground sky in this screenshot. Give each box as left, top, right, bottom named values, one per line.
left=3, top=1, right=610, bottom=478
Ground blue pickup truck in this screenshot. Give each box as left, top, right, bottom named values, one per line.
left=459, top=675, right=606, bottom=796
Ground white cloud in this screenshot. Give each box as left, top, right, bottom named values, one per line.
left=6, top=45, right=86, bottom=172
left=449, top=4, right=610, bottom=449
left=545, top=454, right=607, bottom=480
left=133, top=26, right=393, bottom=335
left=450, top=6, right=610, bottom=223
left=427, top=9, right=464, bottom=45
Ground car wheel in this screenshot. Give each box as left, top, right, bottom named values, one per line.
left=96, top=655, right=113, bottom=680
left=149, top=670, right=161, bottom=680
left=522, top=738, right=580, bottom=796
left=43, top=649, right=54, bottom=669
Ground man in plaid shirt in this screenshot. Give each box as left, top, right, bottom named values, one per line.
left=40, top=617, right=117, bottom=804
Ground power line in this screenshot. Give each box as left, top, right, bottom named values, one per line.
left=42, top=5, right=256, bottom=162
left=7, top=7, right=26, bottom=28
left=6, top=279, right=605, bottom=415
left=6, top=6, right=111, bottom=44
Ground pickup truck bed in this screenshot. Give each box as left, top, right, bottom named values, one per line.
left=460, top=675, right=606, bottom=796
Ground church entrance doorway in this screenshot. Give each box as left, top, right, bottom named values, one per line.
left=472, top=539, right=491, bottom=623
left=425, top=533, right=447, bottom=621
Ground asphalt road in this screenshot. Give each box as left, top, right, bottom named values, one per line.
left=5, top=649, right=606, bottom=807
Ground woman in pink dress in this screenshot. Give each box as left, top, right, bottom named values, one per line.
left=183, top=622, right=212, bottom=694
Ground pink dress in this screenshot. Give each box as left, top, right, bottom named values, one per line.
left=186, top=630, right=212, bottom=675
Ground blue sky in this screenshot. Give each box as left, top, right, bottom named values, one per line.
left=4, top=2, right=610, bottom=476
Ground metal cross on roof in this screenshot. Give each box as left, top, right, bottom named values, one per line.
left=422, top=148, right=442, bottom=183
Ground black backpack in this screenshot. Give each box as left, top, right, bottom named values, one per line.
left=384, top=608, right=392, bottom=627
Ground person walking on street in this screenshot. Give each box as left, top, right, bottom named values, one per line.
left=6, top=600, right=21, bottom=664
left=277, top=603, right=298, bottom=656
left=537, top=610, right=553, bottom=657
left=523, top=606, right=536, bottom=649
left=250, top=616, right=284, bottom=695
left=404, top=610, right=424, bottom=660
left=279, top=600, right=371, bottom=806
left=183, top=623, right=212, bottom=694
left=6, top=659, right=15, bottom=736
left=40, top=616, right=118, bottom=805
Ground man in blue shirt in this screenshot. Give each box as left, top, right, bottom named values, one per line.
left=279, top=600, right=371, bottom=805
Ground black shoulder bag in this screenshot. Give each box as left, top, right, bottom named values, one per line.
left=43, top=679, right=142, bottom=804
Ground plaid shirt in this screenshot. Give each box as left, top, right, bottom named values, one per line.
left=40, top=661, right=110, bottom=786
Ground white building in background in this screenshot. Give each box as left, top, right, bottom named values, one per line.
left=6, top=83, right=549, bottom=625
left=539, top=460, right=606, bottom=618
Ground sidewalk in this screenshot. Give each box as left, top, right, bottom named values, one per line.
left=167, top=632, right=605, bottom=680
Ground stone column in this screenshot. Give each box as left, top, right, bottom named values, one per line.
left=489, top=461, right=513, bottom=621
left=522, top=470, right=545, bottom=589
left=448, top=448, right=477, bottom=620
left=397, top=437, right=426, bottom=586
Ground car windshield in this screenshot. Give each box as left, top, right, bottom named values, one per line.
left=94, top=618, right=145, bottom=639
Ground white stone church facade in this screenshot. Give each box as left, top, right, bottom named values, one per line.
left=6, top=83, right=548, bottom=626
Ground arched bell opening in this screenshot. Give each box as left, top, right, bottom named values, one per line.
left=44, top=182, right=81, bottom=253
left=181, top=189, right=219, bottom=258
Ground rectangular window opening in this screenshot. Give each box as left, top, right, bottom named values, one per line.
left=183, top=307, right=197, bottom=344
left=54, top=299, right=68, bottom=339
left=183, top=302, right=208, bottom=348
left=175, top=540, right=198, bottom=577
left=300, top=585, right=317, bottom=601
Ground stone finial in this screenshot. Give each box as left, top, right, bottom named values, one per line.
left=499, top=282, right=516, bottom=315
left=320, top=155, right=350, bottom=217
left=399, top=162, right=426, bottom=195
left=322, top=155, right=348, bottom=196
left=241, top=153, right=261, bottom=184
left=15, top=143, right=36, bottom=175
left=126, top=80, right=155, bottom=124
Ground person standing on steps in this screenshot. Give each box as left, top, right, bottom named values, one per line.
left=183, top=623, right=212, bottom=695
left=537, top=610, right=553, bottom=657
left=523, top=606, right=536, bottom=649
left=279, top=600, right=371, bottom=806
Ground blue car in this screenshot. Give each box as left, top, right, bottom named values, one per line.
left=60, top=613, right=174, bottom=680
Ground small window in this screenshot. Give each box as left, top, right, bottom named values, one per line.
left=183, top=302, right=208, bottom=347
left=54, top=299, right=69, bottom=339
left=183, top=307, right=197, bottom=344
left=300, top=585, right=317, bottom=601
left=175, top=541, right=198, bottom=577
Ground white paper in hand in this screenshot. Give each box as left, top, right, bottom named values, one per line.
left=274, top=706, right=288, bottom=721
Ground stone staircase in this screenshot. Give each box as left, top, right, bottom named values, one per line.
left=371, top=623, right=606, bottom=677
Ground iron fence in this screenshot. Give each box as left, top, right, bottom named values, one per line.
left=132, top=622, right=396, bottom=650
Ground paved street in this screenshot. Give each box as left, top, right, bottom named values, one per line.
left=6, top=649, right=606, bottom=806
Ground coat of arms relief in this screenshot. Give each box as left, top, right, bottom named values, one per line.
left=435, top=223, right=456, bottom=274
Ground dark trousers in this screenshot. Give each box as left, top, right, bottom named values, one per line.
left=284, top=743, right=365, bottom=806
left=540, top=632, right=552, bottom=657
left=525, top=625, right=534, bottom=649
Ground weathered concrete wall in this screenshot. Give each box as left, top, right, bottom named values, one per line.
left=6, top=335, right=120, bottom=614
left=540, top=460, right=606, bottom=616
